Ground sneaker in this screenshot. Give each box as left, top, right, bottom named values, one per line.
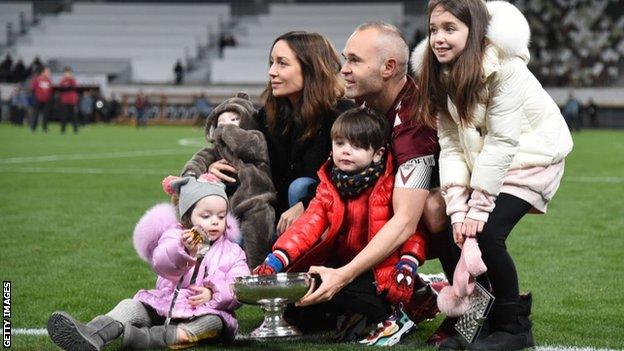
left=334, top=313, right=367, bottom=342
left=404, top=284, right=440, bottom=324
left=358, top=306, right=414, bottom=346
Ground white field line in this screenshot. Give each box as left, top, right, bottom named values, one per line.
left=0, top=149, right=191, bottom=165
left=178, top=137, right=205, bottom=148
left=0, top=167, right=171, bottom=175
left=565, top=176, right=624, bottom=184
left=12, top=328, right=623, bottom=350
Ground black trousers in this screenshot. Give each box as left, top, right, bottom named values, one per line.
left=31, top=100, right=52, bottom=131
left=284, top=271, right=391, bottom=332
left=438, top=193, right=532, bottom=304
left=60, top=104, right=78, bottom=133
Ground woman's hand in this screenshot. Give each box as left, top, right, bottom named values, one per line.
left=296, top=266, right=352, bottom=307
left=452, top=222, right=464, bottom=248
left=208, top=159, right=237, bottom=183
left=181, top=230, right=201, bottom=256
left=188, top=285, right=212, bottom=306
left=462, top=218, right=485, bottom=238
left=277, top=202, right=304, bottom=235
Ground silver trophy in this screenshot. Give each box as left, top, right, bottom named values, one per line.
left=455, top=282, right=495, bottom=343
left=233, top=273, right=318, bottom=338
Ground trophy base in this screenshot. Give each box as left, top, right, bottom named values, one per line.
left=249, top=299, right=302, bottom=339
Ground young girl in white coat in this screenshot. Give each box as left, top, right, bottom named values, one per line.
left=411, top=0, right=573, bottom=350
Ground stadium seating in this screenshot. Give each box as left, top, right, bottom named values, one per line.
left=0, top=2, right=33, bottom=45
left=211, top=2, right=404, bottom=84
left=11, top=3, right=229, bottom=83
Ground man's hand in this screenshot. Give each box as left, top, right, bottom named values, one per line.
left=296, top=266, right=352, bottom=306
left=277, top=202, right=304, bottom=235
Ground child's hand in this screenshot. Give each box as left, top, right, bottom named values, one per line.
left=181, top=230, right=201, bottom=256
left=188, top=285, right=213, bottom=306
left=462, top=218, right=485, bottom=238
left=452, top=222, right=464, bottom=248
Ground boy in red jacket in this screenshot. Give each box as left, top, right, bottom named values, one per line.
left=254, top=107, right=430, bottom=346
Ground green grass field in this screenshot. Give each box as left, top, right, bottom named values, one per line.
left=1, top=124, right=623, bottom=350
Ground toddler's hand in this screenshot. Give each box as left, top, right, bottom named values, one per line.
left=452, top=222, right=464, bottom=248
left=181, top=229, right=201, bottom=256
left=188, top=285, right=212, bottom=306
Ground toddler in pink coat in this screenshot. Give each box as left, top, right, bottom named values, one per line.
left=47, top=174, right=250, bottom=350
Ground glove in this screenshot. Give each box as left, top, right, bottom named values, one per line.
left=252, top=253, right=286, bottom=276
left=385, top=259, right=419, bottom=305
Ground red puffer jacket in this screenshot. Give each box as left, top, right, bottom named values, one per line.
left=273, top=153, right=428, bottom=294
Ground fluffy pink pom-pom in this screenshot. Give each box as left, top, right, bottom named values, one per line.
left=162, top=175, right=179, bottom=195
left=438, top=286, right=471, bottom=317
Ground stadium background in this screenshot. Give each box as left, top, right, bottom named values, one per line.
left=0, top=0, right=623, bottom=350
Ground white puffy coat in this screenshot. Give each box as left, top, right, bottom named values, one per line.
left=411, top=1, right=573, bottom=196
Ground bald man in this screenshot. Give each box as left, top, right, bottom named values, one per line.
left=299, top=22, right=450, bottom=341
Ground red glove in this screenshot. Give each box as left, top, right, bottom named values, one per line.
left=385, top=259, right=419, bottom=305
left=252, top=263, right=276, bottom=276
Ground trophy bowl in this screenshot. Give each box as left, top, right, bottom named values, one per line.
left=233, top=273, right=317, bottom=339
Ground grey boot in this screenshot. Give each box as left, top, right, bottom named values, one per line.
left=122, top=324, right=177, bottom=350
left=47, top=312, right=123, bottom=351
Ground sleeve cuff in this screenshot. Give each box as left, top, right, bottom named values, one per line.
left=466, top=208, right=490, bottom=223
left=450, top=211, right=467, bottom=224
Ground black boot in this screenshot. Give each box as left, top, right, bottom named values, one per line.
left=48, top=312, right=123, bottom=351
left=121, top=324, right=177, bottom=350
left=469, top=301, right=534, bottom=351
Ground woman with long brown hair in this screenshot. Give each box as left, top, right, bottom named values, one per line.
left=204, top=31, right=354, bottom=233
left=411, top=0, right=572, bottom=349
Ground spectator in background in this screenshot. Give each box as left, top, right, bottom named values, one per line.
left=563, top=92, right=582, bottom=132
left=194, top=93, right=213, bottom=125
left=173, top=60, right=184, bottom=85
left=58, top=67, right=79, bottom=134
left=93, top=91, right=107, bottom=122
left=0, top=54, right=13, bottom=82
left=10, top=83, right=30, bottom=125
left=135, top=91, right=148, bottom=128
left=585, top=98, right=599, bottom=128
left=79, top=90, right=94, bottom=125
left=107, top=93, right=120, bottom=122
left=28, top=56, right=44, bottom=79
left=30, top=67, right=53, bottom=132
left=11, top=58, right=27, bottom=83
left=218, top=33, right=237, bottom=58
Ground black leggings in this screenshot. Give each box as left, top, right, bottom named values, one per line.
left=438, top=193, right=532, bottom=304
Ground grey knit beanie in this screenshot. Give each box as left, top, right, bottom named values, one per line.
left=169, top=175, right=228, bottom=216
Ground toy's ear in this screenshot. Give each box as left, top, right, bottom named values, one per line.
left=162, top=175, right=180, bottom=196
left=235, top=91, right=250, bottom=100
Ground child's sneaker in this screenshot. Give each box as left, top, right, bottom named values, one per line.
left=358, top=305, right=414, bottom=346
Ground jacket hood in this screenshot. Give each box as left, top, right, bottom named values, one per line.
left=410, top=1, right=531, bottom=77
left=204, top=92, right=258, bottom=142
left=133, top=203, right=242, bottom=263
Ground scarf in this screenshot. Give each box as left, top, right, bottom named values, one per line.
left=330, top=155, right=386, bottom=199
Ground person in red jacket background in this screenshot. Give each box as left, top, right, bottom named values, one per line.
left=254, top=107, right=429, bottom=346
left=58, top=67, right=79, bottom=134
left=30, top=66, right=53, bottom=132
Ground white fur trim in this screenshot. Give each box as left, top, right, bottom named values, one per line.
left=410, top=39, right=429, bottom=78
left=486, top=1, right=531, bottom=61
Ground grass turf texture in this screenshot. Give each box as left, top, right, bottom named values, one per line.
left=1, top=124, right=622, bottom=350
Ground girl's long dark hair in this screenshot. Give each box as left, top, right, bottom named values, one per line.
left=414, top=0, right=490, bottom=127
left=261, top=31, right=344, bottom=142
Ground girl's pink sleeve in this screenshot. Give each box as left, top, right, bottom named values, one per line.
left=442, top=185, right=470, bottom=224
left=151, top=228, right=196, bottom=282
left=466, top=189, right=497, bottom=223
left=206, top=247, right=250, bottom=311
